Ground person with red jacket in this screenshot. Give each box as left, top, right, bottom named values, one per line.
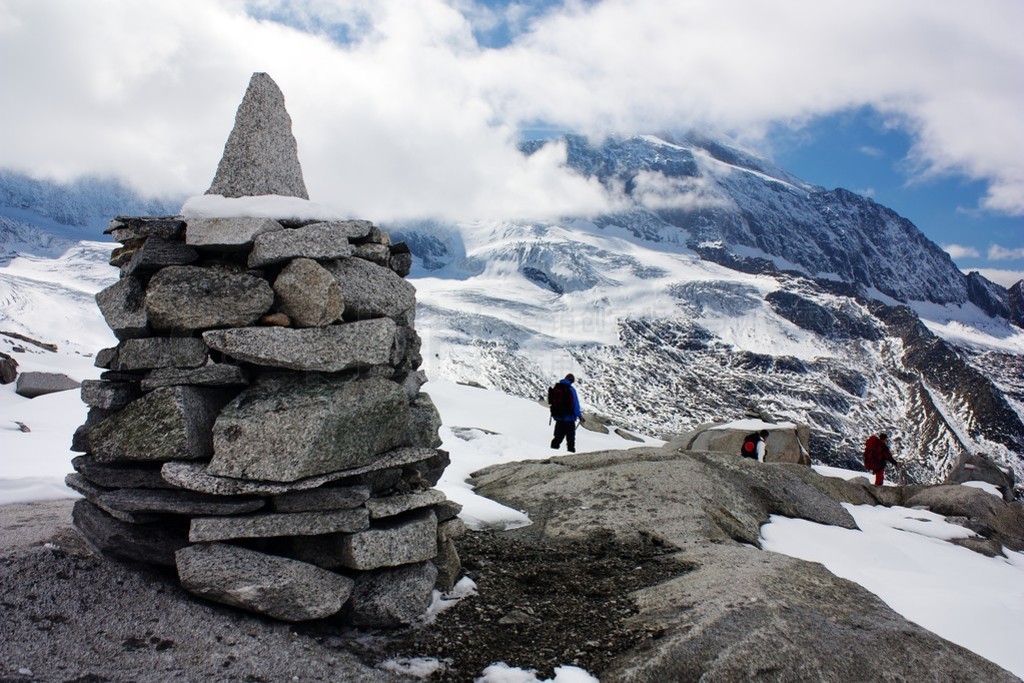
left=864, top=432, right=899, bottom=486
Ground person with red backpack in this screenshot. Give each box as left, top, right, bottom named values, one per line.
left=549, top=373, right=585, bottom=452
left=863, top=432, right=899, bottom=486
left=740, top=430, right=769, bottom=462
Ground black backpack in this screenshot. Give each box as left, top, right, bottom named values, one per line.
left=741, top=433, right=760, bottom=459
left=547, top=383, right=573, bottom=419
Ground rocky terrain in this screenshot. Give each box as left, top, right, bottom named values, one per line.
left=4, top=447, right=1022, bottom=682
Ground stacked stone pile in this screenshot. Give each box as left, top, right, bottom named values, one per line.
left=64, top=72, right=464, bottom=626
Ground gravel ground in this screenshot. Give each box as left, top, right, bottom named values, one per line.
left=1, top=501, right=690, bottom=682
left=332, top=529, right=691, bottom=681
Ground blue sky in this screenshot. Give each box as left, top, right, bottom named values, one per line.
left=0, top=0, right=1021, bottom=285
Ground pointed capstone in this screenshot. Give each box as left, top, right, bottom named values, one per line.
left=206, top=73, right=308, bottom=199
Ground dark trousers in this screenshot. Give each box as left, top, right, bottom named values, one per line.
left=551, top=420, right=577, bottom=452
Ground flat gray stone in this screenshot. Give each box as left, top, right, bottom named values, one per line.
left=205, top=72, right=308, bottom=199
left=189, top=507, right=369, bottom=542
left=328, top=257, right=416, bottom=322
left=304, top=219, right=374, bottom=241
left=248, top=223, right=357, bottom=268
left=208, top=374, right=411, bottom=482
left=72, top=455, right=172, bottom=489
left=271, top=485, right=371, bottom=513
left=202, top=318, right=397, bottom=372
left=438, top=517, right=467, bottom=541
left=72, top=499, right=188, bottom=566
left=98, top=488, right=265, bottom=517
left=145, top=265, right=274, bottom=332
left=15, top=372, right=81, bottom=398
left=365, top=489, right=447, bottom=519
left=272, top=258, right=343, bottom=328
left=344, top=561, right=438, bottom=628
left=122, top=237, right=199, bottom=277
left=65, top=474, right=161, bottom=524
left=185, top=217, right=283, bottom=251
left=161, top=447, right=439, bottom=495
left=95, top=276, right=148, bottom=340
left=141, top=364, right=250, bottom=391
left=80, top=380, right=140, bottom=411
left=176, top=543, right=352, bottom=622
left=335, top=509, right=437, bottom=571
left=112, top=337, right=208, bottom=371
left=89, top=386, right=231, bottom=463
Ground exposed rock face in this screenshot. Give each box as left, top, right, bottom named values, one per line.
left=249, top=222, right=358, bottom=267
left=14, top=371, right=81, bottom=398
left=206, top=73, right=308, bottom=199
left=470, top=448, right=1020, bottom=681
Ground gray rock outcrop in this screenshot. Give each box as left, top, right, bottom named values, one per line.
left=470, top=448, right=1019, bottom=681
left=669, top=419, right=811, bottom=465
left=206, top=72, right=308, bottom=199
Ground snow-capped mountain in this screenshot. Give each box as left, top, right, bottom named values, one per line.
left=1, top=137, right=1022, bottom=490
left=388, top=134, right=1024, bottom=487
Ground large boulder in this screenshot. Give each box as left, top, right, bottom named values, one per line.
left=145, top=265, right=274, bottom=331
left=205, top=72, right=308, bottom=200
left=207, top=374, right=412, bottom=482
left=942, top=452, right=1016, bottom=502
left=175, top=543, right=352, bottom=622
left=670, top=419, right=811, bottom=465
left=15, top=372, right=81, bottom=398
left=202, top=319, right=397, bottom=373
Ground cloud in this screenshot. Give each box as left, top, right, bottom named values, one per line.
left=1, top=0, right=1023, bottom=221
left=987, top=244, right=1024, bottom=261
left=858, top=146, right=884, bottom=158
left=629, top=171, right=732, bottom=211
left=943, top=243, right=981, bottom=259
left=969, top=268, right=1024, bottom=288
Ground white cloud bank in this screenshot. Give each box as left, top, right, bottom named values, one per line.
left=944, top=244, right=981, bottom=259
left=1, top=0, right=1024, bottom=222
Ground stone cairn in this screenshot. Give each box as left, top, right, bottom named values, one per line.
left=65, top=73, right=464, bottom=626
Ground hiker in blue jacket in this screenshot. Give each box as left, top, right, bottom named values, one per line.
left=550, top=373, right=585, bottom=452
